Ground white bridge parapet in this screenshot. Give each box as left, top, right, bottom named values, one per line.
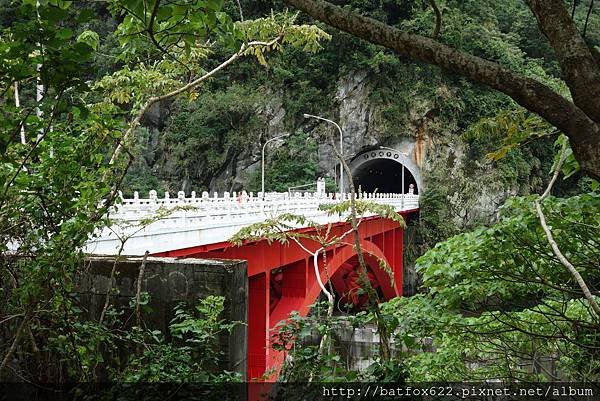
left=85, top=190, right=419, bottom=256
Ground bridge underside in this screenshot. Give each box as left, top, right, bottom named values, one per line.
left=153, top=211, right=416, bottom=380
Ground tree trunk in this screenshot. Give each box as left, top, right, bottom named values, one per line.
left=284, top=0, right=600, bottom=180
left=526, top=0, right=600, bottom=122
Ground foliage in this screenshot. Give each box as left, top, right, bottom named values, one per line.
left=320, top=199, right=406, bottom=227
left=271, top=302, right=407, bottom=382
left=120, top=296, right=240, bottom=382
left=153, top=83, right=264, bottom=192
left=96, top=7, right=330, bottom=115
left=121, top=0, right=580, bottom=199
left=231, top=201, right=404, bottom=247
left=40, top=294, right=240, bottom=383
left=272, top=304, right=361, bottom=382
left=0, top=0, right=330, bottom=383
left=121, top=127, right=166, bottom=197
left=412, top=110, right=582, bottom=257
left=382, top=192, right=600, bottom=381
left=462, top=113, right=556, bottom=191
left=419, top=194, right=600, bottom=310
left=465, top=108, right=559, bottom=169
left=251, top=130, right=321, bottom=193
left=2, top=0, right=599, bottom=386
left=463, top=115, right=594, bottom=195
left=108, top=0, right=234, bottom=62
left=0, top=0, right=126, bottom=381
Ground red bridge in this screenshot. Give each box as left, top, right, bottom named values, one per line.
left=153, top=209, right=417, bottom=379
left=86, top=148, right=422, bottom=379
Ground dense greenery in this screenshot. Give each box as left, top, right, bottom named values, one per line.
left=120, top=296, right=240, bottom=382
left=129, top=0, right=589, bottom=213
left=0, top=0, right=126, bottom=380
left=384, top=193, right=600, bottom=381
left=263, top=175, right=599, bottom=383
left=158, top=84, right=265, bottom=193
left=0, top=0, right=330, bottom=383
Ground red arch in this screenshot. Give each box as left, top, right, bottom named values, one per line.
left=302, top=238, right=396, bottom=315
left=266, top=237, right=397, bottom=375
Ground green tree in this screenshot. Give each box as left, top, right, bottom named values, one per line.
left=383, top=186, right=600, bottom=381
left=0, top=0, right=330, bottom=381
left=256, top=130, right=321, bottom=193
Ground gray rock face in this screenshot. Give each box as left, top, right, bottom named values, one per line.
left=209, top=90, right=288, bottom=192
left=312, top=71, right=377, bottom=178
left=198, top=70, right=508, bottom=224
left=336, top=70, right=379, bottom=155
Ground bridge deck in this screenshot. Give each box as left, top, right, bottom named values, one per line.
left=85, top=191, right=419, bottom=256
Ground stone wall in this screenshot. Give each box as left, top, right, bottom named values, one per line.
left=80, top=256, right=248, bottom=377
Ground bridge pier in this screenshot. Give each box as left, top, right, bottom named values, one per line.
left=248, top=274, right=269, bottom=380
left=380, top=227, right=404, bottom=294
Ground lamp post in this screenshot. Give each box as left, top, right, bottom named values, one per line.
left=303, top=113, right=344, bottom=193
left=261, top=133, right=289, bottom=199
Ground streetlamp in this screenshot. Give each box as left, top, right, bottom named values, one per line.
left=303, top=113, right=344, bottom=193
left=261, top=133, right=289, bottom=199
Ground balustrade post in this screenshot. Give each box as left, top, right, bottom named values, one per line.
left=149, top=190, right=157, bottom=205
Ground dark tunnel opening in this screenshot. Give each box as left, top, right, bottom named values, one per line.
left=352, top=158, right=418, bottom=194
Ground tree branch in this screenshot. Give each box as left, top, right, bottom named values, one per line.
left=145, top=0, right=192, bottom=75
left=428, top=0, right=441, bottom=39
left=283, top=0, right=600, bottom=180
left=236, top=0, right=244, bottom=22
left=109, top=37, right=281, bottom=164
left=135, top=251, right=150, bottom=327
left=583, top=0, right=594, bottom=38
left=327, top=128, right=392, bottom=362
left=0, top=310, right=31, bottom=380
left=534, top=141, right=600, bottom=320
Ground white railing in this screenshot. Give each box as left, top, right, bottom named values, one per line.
left=84, top=190, right=419, bottom=256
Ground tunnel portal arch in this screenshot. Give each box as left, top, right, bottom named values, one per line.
left=348, top=148, right=421, bottom=194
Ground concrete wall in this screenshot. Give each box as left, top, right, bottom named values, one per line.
left=80, top=256, right=248, bottom=377
left=335, top=323, right=382, bottom=371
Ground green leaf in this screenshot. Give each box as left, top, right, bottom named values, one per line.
left=77, top=30, right=99, bottom=50
left=56, top=27, right=73, bottom=40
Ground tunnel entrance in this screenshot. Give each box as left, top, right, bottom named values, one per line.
left=348, top=149, right=420, bottom=194
left=352, top=158, right=417, bottom=194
